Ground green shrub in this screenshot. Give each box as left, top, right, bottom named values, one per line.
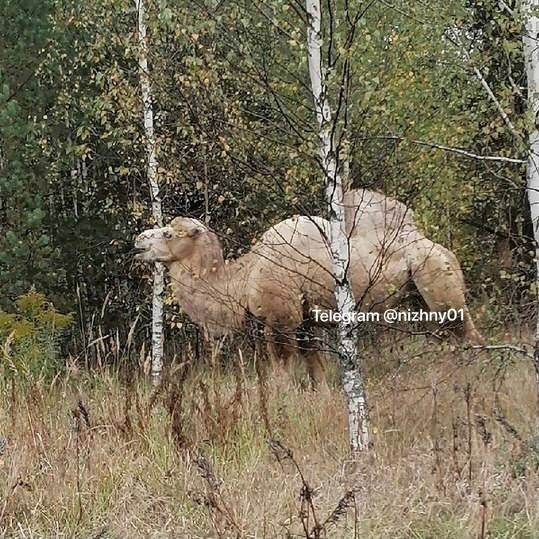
left=0, top=290, right=73, bottom=383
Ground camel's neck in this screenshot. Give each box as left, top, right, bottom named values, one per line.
left=165, top=246, right=251, bottom=337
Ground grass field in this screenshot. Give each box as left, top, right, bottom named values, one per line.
left=1, top=333, right=538, bottom=538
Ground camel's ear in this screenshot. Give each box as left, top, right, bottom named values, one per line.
left=187, top=225, right=204, bottom=237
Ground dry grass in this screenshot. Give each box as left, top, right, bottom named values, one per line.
left=1, top=334, right=538, bottom=538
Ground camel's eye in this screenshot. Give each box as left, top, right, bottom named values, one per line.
left=163, top=230, right=173, bottom=239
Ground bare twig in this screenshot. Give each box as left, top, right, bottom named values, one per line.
left=471, top=343, right=534, bottom=359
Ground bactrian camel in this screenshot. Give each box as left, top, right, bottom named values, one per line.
left=134, top=189, right=483, bottom=385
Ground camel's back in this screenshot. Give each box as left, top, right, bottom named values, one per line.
left=245, top=203, right=431, bottom=323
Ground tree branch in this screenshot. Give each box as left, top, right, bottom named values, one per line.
left=356, top=134, right=526, bottom=163
left=471, top=64, right=520, bottom=137
left=471, top=343, right=534, bottom=359
left=446, top=30, right=522, bottom=139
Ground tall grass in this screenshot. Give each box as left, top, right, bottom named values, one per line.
left=0, top=333, right=538, bottom=538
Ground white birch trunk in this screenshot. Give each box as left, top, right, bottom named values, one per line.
left=135, top=0, right=164, bottom=384
left=305, top=0, right=369, bottom=453
left=523, top=0, right=539, bottom=423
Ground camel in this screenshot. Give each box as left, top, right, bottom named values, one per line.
left=134, top=190, right=483, bottom=385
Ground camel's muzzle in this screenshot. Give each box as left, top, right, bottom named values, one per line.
left=133, top=233, right=154, bottom=261
left=133, top=246, right=150, bottom=260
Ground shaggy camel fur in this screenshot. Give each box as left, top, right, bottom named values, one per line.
left=134, top=190, right=483, bottom=384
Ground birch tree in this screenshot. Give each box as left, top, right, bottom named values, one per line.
left=135, top=0, right=164, bottom=384
left=522, top=0, right=539, bottom=418
left=305, top=0, right=369, bottom=454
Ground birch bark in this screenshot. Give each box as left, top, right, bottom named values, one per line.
left=523, top=0, right=539, bottom=422
left=305, top=0, right=369, bottom=453
left=135, top=0, right=164, bottom=384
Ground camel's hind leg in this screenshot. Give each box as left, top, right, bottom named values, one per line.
left=409, top=240, right=483, bottom=344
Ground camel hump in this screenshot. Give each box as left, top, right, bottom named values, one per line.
left=169, top=216, right=208, bottom=231
left=343, top=188, right=416, bottom=237
left=260, top=215, right=330, bottom=248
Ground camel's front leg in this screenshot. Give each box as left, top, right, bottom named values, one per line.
left=265, top=324, right=298, bottom=385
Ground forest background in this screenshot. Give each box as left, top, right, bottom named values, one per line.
left=1, top=0, right=531, bottom=353
left=1, top=1, right=538, bottom=536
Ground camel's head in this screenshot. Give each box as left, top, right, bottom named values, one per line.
left=134, top=217, right=208, bottom=264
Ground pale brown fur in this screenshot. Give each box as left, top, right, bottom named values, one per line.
left=134, top=191, right=483, bottom=386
